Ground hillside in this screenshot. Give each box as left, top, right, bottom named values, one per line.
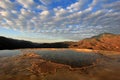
left=0, top=33, right=120, bottom=52
left=69, top=33, right=120, bottom=52
left=0, top=36, right=36, bottom=49
left=0, top=36, right=69, bottom=49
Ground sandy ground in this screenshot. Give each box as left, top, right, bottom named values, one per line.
left=0, top=49, right=120, bottom=80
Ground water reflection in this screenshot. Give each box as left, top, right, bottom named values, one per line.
left=35, top=49, right=102, bottom=67
left=0, top=50, right=20, bottom=57
left=0, top=49, right=102, bottom=67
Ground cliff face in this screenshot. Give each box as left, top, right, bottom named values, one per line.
left=69, top=33, right=120, bottom=52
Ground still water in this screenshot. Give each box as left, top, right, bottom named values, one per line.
left=0, top=49, right=102, bottom=67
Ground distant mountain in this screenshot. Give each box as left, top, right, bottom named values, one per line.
left=0, top=36, right=69, bottom=50
left=69, top=33, right=120, bottom=52
left=0, top=33, right=120, bottom=52
left=0, top=36, right=36, bottom=49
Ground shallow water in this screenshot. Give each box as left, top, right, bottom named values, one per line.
left=0, top=49, right=102, bottom=67
left=0, top=49, right=120, bottom=80
left=0, top=50, right=21, bottom=57
left=35, top=49, right=102, bottom=67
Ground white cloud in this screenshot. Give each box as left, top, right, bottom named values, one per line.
left=17, top=0, right=36, bottom=8
left=0, top=0, right=120, bottom=41
left=0, top=11, right=9, bottom=17
left=37, top=5, right=47, bottom=10
left=39, top=0, right=51, bottom=5
left=0, top=0, right=17, bottom=10
left=40, top=10, right=50, bottom=19
left=40, top=10, right=49, bottom=16
left=54, top=8, right=68, bottom=17
left=39, top=0, right=60, bottom=5
left=102, top=1, right=120, bottom=11
left=67, top=0, right=87, bottom=12
left=89, top=0, right=99, bottom=9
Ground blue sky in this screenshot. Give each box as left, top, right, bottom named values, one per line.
left=0, top=0, right=120, bottom=43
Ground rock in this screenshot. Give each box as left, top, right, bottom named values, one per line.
left=30, top=75, right=38, bottom=80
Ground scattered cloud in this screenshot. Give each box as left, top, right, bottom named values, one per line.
left=0, top=0, right=120, bottom=41
left=17, top=0, right=36, bottom=8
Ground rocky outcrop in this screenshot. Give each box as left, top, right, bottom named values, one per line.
left=69, top=33, right=120, bottom=52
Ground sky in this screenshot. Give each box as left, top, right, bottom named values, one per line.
left=0, top=0, right=120, bottom=43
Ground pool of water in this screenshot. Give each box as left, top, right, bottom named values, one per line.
left=0, top=49, right=102, bottom=67
left=0, top=50, right=21, bottom=57
left=37, top=50, right=102, bottom=67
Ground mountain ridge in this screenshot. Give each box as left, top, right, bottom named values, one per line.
left=0, top=33, right=120, bottom=52
left=69, top=33, right=120, bottom=52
